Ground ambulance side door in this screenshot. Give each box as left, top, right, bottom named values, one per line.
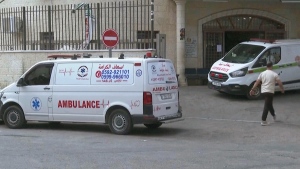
left=52, top=62, right=97, bottom=122
left=279, top=46, right=300, bottom=90
left=268, top=47, right=284, bottom=84
left=18, top=63, right=54, bottom=121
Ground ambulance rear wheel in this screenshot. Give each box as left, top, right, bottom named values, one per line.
left=3, top=105, right=26, bottom=129
left=144, top=122, right=162, bottom=129
left=108, top=109, right=133, bottom=135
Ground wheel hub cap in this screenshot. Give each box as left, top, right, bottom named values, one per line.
left=8, top=111, right=19, bottom=124
left=114, top=115, right=126, bottom=129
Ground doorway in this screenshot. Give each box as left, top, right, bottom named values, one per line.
left=202, top=15, right=285, bottom=68
left=224, top=31, right=264, bottom=53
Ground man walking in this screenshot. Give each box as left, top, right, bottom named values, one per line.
left=250, top=62, right=284, bottom=126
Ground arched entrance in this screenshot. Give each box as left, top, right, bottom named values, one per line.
left=202, top=15, right=286, bottom=68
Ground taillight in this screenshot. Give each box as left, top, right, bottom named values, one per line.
left=143, top=92, right=152, bottom=105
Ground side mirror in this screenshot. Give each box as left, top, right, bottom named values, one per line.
left=16, top=78, right=26, bottom=87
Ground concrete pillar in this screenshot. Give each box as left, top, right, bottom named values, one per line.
left=174, top=0, right=187, bottom=86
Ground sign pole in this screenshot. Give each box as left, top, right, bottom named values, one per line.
left=109, top=48, right=112, bottom=58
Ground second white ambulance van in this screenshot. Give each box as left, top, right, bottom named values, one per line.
left=208, top=39, right=300, bottom=99
left=0, top=56, right=182, bottom=134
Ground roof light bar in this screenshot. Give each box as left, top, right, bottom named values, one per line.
left=250, top=38, right=275, bottom=43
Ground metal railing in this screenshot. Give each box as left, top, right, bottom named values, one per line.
left=0, top=0, right=155, bottom=51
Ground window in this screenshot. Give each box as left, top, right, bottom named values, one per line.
left=253, top=47, right=281, bottom=68
left=222, top=44, right=265, bottom=64
left=24, top=63, right=54, bottom=85
left=40, top=32, right=54, bottom=50
left=147, top=61, right=177, bottom=84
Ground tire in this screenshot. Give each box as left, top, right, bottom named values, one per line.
left=3, top=106, right=26, bottom=129
left=246, top=83, right=261, bottom=100
left=108, top=109, right=133, bottom=135
left=0, top=115, right=3, bottom=124
left=144, top=122, right=162, bottom=129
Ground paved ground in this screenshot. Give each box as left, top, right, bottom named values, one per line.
left=0, top=86, right=300, bottom=169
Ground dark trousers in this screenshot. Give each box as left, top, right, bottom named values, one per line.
left=262, top=92, right=275, bottom=121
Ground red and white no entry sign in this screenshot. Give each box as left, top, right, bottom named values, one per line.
left=102, top=29, right=119, bottom=48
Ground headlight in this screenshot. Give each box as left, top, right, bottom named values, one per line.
left=229, top=67, right=248, bottom=78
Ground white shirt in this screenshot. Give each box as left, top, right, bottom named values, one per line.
left=257, top=70, right=280, bottom=93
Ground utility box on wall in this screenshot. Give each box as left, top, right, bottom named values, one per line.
left=156, top=34, right=166, bottom=58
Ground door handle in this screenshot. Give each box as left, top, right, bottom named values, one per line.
left=44, top=87, right=50, bottom=90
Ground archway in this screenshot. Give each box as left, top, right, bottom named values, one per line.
left=197, top=9, right=290, bottom=68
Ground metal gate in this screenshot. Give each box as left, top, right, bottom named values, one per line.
left=0, top=0, right=155, bottom=51
left=203, top=32, right=224, bottom=68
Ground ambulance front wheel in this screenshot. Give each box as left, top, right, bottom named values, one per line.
left=144, top=122, right=162, bottom=129
left=3, top=105, right=26, bottom=129
left=108, top=109, right=133, bottom=135
left=0, top=116, right=4, bottom=124
left=246, top=83, right=261, bottom=100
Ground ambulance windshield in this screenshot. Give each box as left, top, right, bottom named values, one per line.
left=222, top=44, right=265, bottom=64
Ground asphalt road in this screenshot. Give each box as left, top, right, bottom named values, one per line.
left=0, top=86, right=300, bottom=169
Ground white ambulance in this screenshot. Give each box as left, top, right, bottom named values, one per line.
left=208, top=39, right=300, bottom=99
left=0, top=56, right=182, bottom=134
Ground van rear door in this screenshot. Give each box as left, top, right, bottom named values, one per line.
left=146, top=59, right=181, bottom=121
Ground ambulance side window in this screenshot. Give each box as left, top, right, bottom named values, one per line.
left=24, top=63, right=54, bottom=85
left=253, top=51, right=270, bottom=68
left=252, top=47, right=281, bottom=68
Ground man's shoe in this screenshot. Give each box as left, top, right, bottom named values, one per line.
left=273, top=115, right=276, bottom=122
left=261, top=121, right=269, bottom=126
